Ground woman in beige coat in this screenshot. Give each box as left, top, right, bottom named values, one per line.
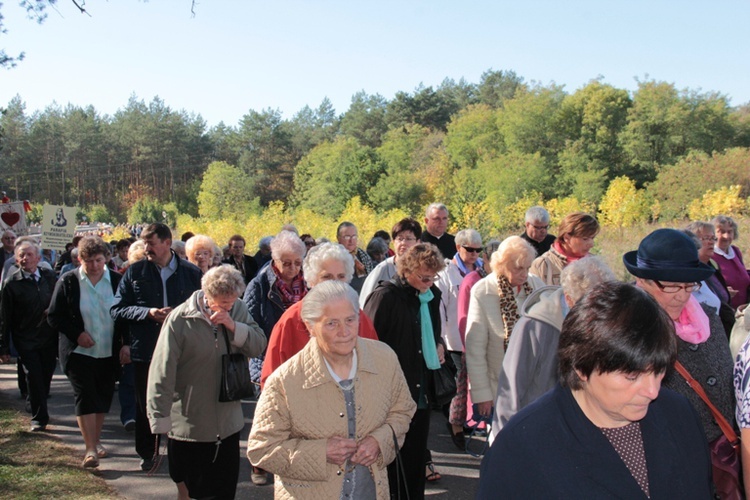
left=247, top=280, right=416, bottom=499
left=465, top=236, right=544, bottom=419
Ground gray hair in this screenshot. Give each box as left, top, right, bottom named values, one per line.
left=185, top=235, right=216, bottom=261
left=258, top=236, right=273, bottom=252
left=711, top=215, right=739, bottom=239
left=202, top=265, right=246, bottom=299
left=455, top=229, right=482, bottom=247
left=303, top=242, right=354, bottom=287
left=171, top=240, right=185, bottom=253
left=128, top=240, right=146, bottom=263
left=15, top=240, right=40, bottom=257
left=490, top=236, right=537, bottom=276
left=271, top=230, right=306, bottom=261
left=680, top=230, right=702, bottom=251
left=685, top=221, right=714, bottom=237
left=425, top=202, right=449, bottom=218
left=366, top=237, right=389, bottom=257
left=484, top=239, right=501, bottom=259
left=300, top=280, right=359, bottom=326
left=525, top=206, right=550, bottom=224
left=560, top=256, right=616, bottom=303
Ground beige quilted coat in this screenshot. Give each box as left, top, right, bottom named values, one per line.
left=247, top=337, right=416, bottom=499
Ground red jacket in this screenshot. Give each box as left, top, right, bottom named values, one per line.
left=260, top=300, right=378, bottom=389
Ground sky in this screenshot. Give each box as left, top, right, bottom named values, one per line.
left=1, top=0, right=748, bottom=128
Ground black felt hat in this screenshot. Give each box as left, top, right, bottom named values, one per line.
left=623, top=228, right=714, bottom=283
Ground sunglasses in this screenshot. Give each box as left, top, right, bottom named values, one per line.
left=462, top=246, right=482, bottom=253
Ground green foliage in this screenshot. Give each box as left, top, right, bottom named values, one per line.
left=687, top=185, right=748, bottom=220
left=598, top=176, right=651, bottom=227
left=477, top=69, right=525, bottom=109
left=87, top=204, right=114, bottom=224
left=339, top=91, right=389, bottom=148
left=197, top=161, right=259, bottom=220
left=444, top=104, right=503, bottom=169
left=127, top=196, right=170, bottom=225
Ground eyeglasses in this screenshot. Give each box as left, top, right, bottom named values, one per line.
left=414, top=273, right=439, bottom=284
left=531, top=224, right=549, bottom=231
left=341, top=235, right=358, bottom=241
left=653, top=280, right=700, bottom=294
left=462, top=246, right=482, bottom=253
left=303, top=240, right=316, bottom=247
left=395, top=236, right=417, bottom=243
left=194, top=251, right=212, bottom=258
left=700, top=236, right=717, bottom=243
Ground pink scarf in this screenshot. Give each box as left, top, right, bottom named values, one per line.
left=553, top=240, right=585, bottom=263
left=674, top=295, right=710, bottom=344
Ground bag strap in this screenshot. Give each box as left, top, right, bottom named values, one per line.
left=673, top=360, right=738, bottom=447
left=388, top=424, right=410, bottom=500
left=218, top=325, right=232, bottom=354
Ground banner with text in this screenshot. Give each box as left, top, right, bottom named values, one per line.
left=41, top=205, right=77, bottom=252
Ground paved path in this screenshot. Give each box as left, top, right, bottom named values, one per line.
left=0, top=362, right=482, bottom=499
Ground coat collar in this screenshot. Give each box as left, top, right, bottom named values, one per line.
left=301, top=337, right=379, bottom=390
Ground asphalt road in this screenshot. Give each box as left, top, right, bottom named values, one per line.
left=0, top=363, right=483, bottom=499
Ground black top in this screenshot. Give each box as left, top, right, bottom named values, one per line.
left=520, top=232, right=556, bottom=257
left=421, top=231, right=456, bottom=259
left=0, top=267, right=58, bottom=353
left=222, top=254, right=259, bottom=285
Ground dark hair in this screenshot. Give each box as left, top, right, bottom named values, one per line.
left=366, top=237, right=389, bottom=258
left=228, top=234, right=246, bottom=245
left=374, top=230, right=391, bottom=242
left=142, top=223, right=172, bottom=242
left=72, top=235, right=84, bottom=247
left=558, top=281, right=677, bottom=390
left=180, top=231, right=195, bottom=242
left=78, top=235, right=111, bottom=260
left=391, top=218, right=422, bottom=240
left=116, top=239, right=131, bottom=251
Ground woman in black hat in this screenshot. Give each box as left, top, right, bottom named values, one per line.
left=624, top=228, right=737, bottom=495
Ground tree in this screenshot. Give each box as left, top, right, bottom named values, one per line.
left=598, top=176, right=651, bottom=227
left=444, top=103, right=503, bottom=169
left=477, top=69, right=525, bottom=109
left=339, top=91, right=388, bottom=148
left=1, top=0, right=52, bottom=69
left=197, top=161, right=259, bottom=220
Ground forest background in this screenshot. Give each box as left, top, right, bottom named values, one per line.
left=2, top=69, right=750, bottom=279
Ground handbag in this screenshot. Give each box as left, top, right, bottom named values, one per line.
left=674, top=360, right=743, bottom=500
left=217, top=325, right=254, bottom=402
left=430, top=361, right=457, bottom=407
left=729, top=304, right=749, bottom=360
left=465, top=404, right=493, bottom=457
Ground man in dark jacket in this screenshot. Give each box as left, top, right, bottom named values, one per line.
left=222, top=234, right=258, bottom=285
left=111, top=223, right=202, bottom=470
left=0, top=241, right=58, bottom=431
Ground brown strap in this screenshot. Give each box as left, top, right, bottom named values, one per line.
left=673, top=360, right=738, bottom=447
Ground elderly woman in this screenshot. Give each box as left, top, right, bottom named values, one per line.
left=259, top=242, right=379, bottom=390
left=712, top=215, right=750, bottom=309
left=436, top=228, right=483, bottom=446
left=492, top=256, right=615, bottom=440
left=363, top=243, right=446, bottom=500
left=48, top=236, right=127, bottom=468
left=478, top=281, right=712, bottom=498
left=147, top=265, right=266, bottom=500
left=466, top=236, right=545, bottom=419
left=359, top=218, right=422, bottom=306
left=184, top=234, right=216, bottom=274
left=248, top=281, right=416, bottom=499
left=170, top=240, right=186, bottom=261
left=530, top=212, right=600, bottom=285
left=624, top=228, right=737, bottom=495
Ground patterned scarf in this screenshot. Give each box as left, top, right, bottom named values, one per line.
left=497, top=274, right=533, bottom=351
left=272, top=264, right=307, bottom=309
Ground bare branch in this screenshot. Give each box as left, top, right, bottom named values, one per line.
left=191, top=0, right=197, bottom=18
left=70, top=0, right=91, bottom=17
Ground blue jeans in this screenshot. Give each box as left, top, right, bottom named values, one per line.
left=118, top=363, right=136, bottom=425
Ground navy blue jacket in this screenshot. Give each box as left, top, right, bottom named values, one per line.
left=0, top=267, right=58, bottom=353
left=243, top=263, right=285, bottom=341
left=477, top=384, right=712, bottom=499
left=110, top=254, right=202, bottom=362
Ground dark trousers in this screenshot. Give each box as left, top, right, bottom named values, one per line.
left=118, top=362, right=136, bottom=425
left=17, top=345, right=57, bottom=426
left=168, top=432, right=240, bottom=500
left=388, top=408, right=430, bottom=500
left=133, top=360, right=157, bottom=460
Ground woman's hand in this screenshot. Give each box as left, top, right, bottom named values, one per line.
left=325, top=436, right=358, bottom=466
left=77, top=331, right=95, bottom=348
left=209, top=308, right=236, bottom=333
left=350, top=436, right=381, bottom=467
left=476, top=400, right=493, bottom=417
left=119, top=345, right=131, bottom=365
left=437, top=343, right=445, bottom=364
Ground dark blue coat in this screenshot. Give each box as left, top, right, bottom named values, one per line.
left=243, top=263, right=285, bottom=341
left=477, top=384, right=712, bottom=499
left=110, top=254, right=201, bottom=362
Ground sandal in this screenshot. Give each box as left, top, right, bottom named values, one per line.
left=425, top=461, right=441, bottom=482
left=96, top=443, right=108, bottom=458
left=82, top=452, right=99, bottom=468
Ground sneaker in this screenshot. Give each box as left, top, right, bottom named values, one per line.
left=251, top=466, right=268, bottom=485
left=124, top=419, right=136, bottom=432
left=140, top=458, right=154, bottom=471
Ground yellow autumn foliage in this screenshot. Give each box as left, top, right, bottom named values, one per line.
left=687, top=185, right=748, bottom=220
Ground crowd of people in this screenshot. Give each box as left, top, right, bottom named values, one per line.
left=1, top=202, right=750, bottom=499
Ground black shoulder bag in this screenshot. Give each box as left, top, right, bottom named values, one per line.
left=217, top=325, right=254, bottom=402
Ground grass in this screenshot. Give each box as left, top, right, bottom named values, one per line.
left=0, top=407, right=118, bottom=499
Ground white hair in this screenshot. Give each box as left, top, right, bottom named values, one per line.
left=560, top=256, right=616, bottom=303
left=525, top=206, right=550, bottom=224
left=303, top=242, right=355, bottom=287
left=271, top=230, right=306, bottom=260
left=300, top=280, right=359, bottom=325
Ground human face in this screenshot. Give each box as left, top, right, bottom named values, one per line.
left=206, top=293, right=238, bottom=314
left=562, top=234, right=595, bottom=258
left=457, top=243, right=482, bottom=267
left=274, top=252, right=303, bottom=284
left=190, top=247, right=213, bottom=273
left=405, top=265, right=439, bottom=293
left=424, top=208, right=449, bottom=238
left=638, top=278, right=693, bottom=321
left=393, top=231, right=418, bottom=258
left=575, top=370, right=663, bottom=428
left=16, top=245, right=40, bottom=273
left=695, top=230, right=716, bottom=264
left=229, top=239, right=245, bottom=259
left=117, top=245, right=130, bottom=261
left=337, top=226, right=359, bottom=253
left=315, top=259, right=348, bottom=284
left=525, top=220, right=549, bottom=243
left=503, top=261, right=531, bottom=287
left=143, top=235, right=172, bottom=267
left=715, top=223, right=734, bottom=252
left=2, top=231, right=16, bottom=252
left=307, top=298, right=359, bottom=361
left=81, top=254, right=107, bottom=282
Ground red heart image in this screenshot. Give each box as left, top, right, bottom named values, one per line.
left=1, top=212, right=20, bottom=227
